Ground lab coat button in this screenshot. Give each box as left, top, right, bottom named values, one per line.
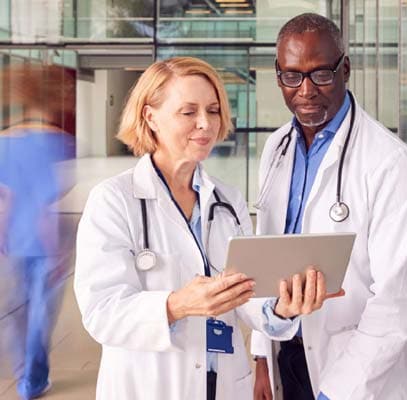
left=307, top=346, right=312, bottom=351
left=195, top=363, right=202, bottom=369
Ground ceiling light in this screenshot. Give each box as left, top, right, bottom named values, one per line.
left=124, top=67, right=146, bottom=71
left=224, top=9, right=253, bottom=14
left=220, top=3, right=250, bottom=7
left=185, top=9, right=211, bottom=14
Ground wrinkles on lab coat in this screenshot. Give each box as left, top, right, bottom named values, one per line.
left=75, top=154, right=299, bottom=400
left=251, top=98, right=407, bottom=400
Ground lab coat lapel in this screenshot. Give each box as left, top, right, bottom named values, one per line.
left=304, top=100, right=360, bottom=218
left=258, top=130, right=296, bottom=235
left=132, top=154, right=158, bottom=199
left=274, top=132, right=297, bottom=233
left=198, top=166, right=215, bottom=257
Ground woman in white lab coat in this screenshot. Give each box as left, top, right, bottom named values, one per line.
left=74, top=57, right=329, bottom=400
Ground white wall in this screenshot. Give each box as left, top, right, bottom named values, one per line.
left=76, top=70, right=108, bottom=157
left=76, top=69, right=142, bottom=157
left=106, top=70, right=140, bottom=156
left=93, top=70, right=108, bottom=156
left=76, top=79, right=93, bottom=158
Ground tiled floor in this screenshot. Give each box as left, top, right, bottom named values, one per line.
left=0, top=156, right=255, bottom=400
left=0, top=272, right=100, bottom=399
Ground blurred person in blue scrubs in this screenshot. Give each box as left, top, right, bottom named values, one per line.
left=0, top=63, right=76, bottom=400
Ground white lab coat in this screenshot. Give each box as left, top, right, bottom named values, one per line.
left=74, top=154, right=299, bottom=400
left=251, top=98, right=407, bottom=400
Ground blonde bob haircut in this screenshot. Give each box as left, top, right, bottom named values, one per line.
left=116, top=56, right=233, bottom=156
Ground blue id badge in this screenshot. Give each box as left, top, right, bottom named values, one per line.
left=206, top=319, right=234, bottom=354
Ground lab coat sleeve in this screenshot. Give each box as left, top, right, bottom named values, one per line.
left=320, top=148, right=407, bottom=399
left=74, top=182, right=180, bottom=352
left=238, top=298, right=300, bottom=341
left=251, top=329, right=271, bottom=357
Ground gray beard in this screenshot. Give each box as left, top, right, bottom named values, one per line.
left=295, top=109, right=328, bottom=128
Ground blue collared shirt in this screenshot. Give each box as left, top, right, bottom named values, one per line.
left=285, top=92, right=350, bottom=234
left=318, top=392, right=330, bottom=400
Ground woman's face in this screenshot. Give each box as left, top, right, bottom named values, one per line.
left=145, top=75, right=221, bottom=165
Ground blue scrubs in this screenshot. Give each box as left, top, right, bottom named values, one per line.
left=0, top=129, right=75, bottom=399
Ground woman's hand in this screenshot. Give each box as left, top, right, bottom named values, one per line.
left=167, top=272, right=255, bottom=324
left=274, top=269, right=345, bottom=319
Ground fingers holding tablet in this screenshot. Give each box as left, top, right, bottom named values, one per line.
left=274, top=269, right=345, bottom=318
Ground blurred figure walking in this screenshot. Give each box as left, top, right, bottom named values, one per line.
left=0, top=63, right=76, bottom=399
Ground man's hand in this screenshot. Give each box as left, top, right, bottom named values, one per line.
left=254, top=358, right=273, bottom=400
left=274, top=269, right=345, bottom=319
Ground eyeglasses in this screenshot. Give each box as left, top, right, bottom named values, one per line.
left=276, top=53, right=345, bottom=88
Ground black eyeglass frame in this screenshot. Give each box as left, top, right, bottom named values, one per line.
left=275, top=53, right=346, bottom=88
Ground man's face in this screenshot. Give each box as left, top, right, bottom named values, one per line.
left=276, top=31, right=350, bottom=133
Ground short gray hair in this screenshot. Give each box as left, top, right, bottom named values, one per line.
left=276, top=13, right=344, bottom=54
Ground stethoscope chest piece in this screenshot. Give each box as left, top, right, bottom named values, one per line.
left=136, top=249, right=156, bottom=271
left=329, top=202, right=350, bottom=222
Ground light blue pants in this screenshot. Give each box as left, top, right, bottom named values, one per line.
left=6, top=257, right=63, bottom=399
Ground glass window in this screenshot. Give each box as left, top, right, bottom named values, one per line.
left=378, top=0, right=398, bottom=131
left=69, top=0, right=154, bottom=42
left=363, top=0, right=378, bottom=118
left=0, top=0, right=10, bottom=41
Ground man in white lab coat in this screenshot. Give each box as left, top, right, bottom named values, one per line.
left=252, top=12, right=407, bottom=400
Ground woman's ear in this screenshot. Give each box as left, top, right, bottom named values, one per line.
left=143, top=105, right=158, bottom=132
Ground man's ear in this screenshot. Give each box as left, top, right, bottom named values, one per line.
left=275, top=58, right=283, bottom=88
left=343, top=56, right=351, bottom=83
left=143, top=105, right=158, bottom=132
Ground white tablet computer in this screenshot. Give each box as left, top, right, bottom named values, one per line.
left=224, top=232, right=356, bottom=297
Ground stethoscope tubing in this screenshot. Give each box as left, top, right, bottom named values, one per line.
left=336, top=92, right=356, bottom=204
left=255, top=90, right=356, bottom=222
left=254, top=127, right=293, bottom=209
left=140, top=198, right=149, bottom=249
left=137, top=190, right=242, bottom=272
left=209, top=190, right=241, bottom=226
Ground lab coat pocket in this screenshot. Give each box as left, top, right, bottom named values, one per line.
left=137, top=252, right=182, bottom=291
left=323, top=328, right=354, bottom=370
left=234, top=371, right=253, bottom=400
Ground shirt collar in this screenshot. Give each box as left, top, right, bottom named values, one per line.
left=192, top=165, right=203, bottom=193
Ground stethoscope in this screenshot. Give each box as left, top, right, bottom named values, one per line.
left=136, top=190, right=243, bottom=271
left=255, top=91, right=356, bottom=223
